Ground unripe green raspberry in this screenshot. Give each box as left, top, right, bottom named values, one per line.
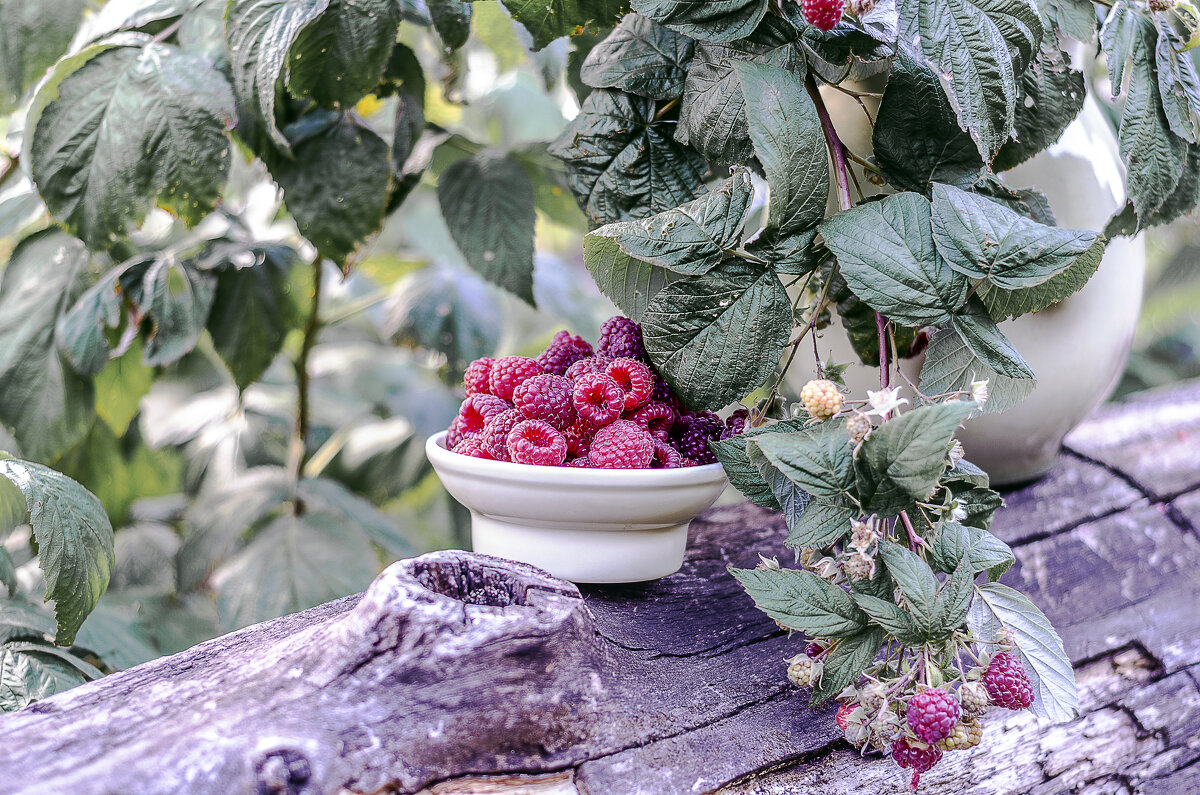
left=937, top=718, right=983, bottom=751
left=786, top=655, right=822, bottom=688
left=845, top=411, right=872, bottom=443
left=800, top=379, right=844, bottom=420
left=958, top=681, right=990, bottom=716
left=871, top=706, right=904, bottom=751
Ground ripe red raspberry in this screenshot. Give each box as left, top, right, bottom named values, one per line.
left=480, top=409, right=525, bottom=462
left=513, top=374, right=576, bottom=431
left=597, top=316, right=646, bottom=361
left=537, top=330, right=594, bottom=376
left=906, top=688, right=961, bottom=744
left=463, top=357, right=495, bottom=396
left=573, top=373, right=625, bottom=426
left=982, top=652, right=1034, bottom=710
left=892, top=739, right=942, bottom=791
left=565, top=355, right=612, bottom=381
left=589, top=420, right=655, bottom=469
left=800, top=0, right=847, bottom=31
left=452, top=436, right=493, bottom=458
left=566, top=456, right=592, bottom=467
left=651, top=440, right=684, bottom=468
left=563, top=420, right=598, bottom=457
left=488, top=356, right=543, bottom=401
left=458, top=394, right=512, bottom=434
left=835, top=702, right=856, bottom=730
left=722, top=408, right=749, bottom=439
left=630, top=401, right=676, bottom=440
left=605, top=358, right=654, bottom=411
left=507, top=419, right=568, bottom=466
left=445, top=416, right=475, bottom=449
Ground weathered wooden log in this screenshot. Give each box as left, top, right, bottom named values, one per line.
left=2, top=380, right=1199, bottom=795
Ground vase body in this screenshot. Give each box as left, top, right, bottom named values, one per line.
left=789, top=95, right=1146, bottom=485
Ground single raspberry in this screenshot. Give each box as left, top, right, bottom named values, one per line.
left=800, top=378, right=844, bottom=420
left=445, top=416, right=475, bottom=449
left=464, top=357, right=495, bottom=396
left=651, top=376, right=683, bottom=410
left=906, top=688, right=961, bottom=744
left=806, top=641, right=826, bottom=659
left=481, top=409, right=525, bottom=462
left=845, top=412, right=872, bottom=444
left=630, top=401, right=676, bottom=440
left=605, top=358, right=654, bottom=411
left=892, top=739, right=942, bottom=791
left=507, top=419, right=568, bottom=466
left=597, top=315, right=646, bottom=360
left=563, top=420, right=598, bottom=457
left=458, top=393, right=512, bottom=434
left=787, top=655, right=820, bottom=688
left=958, top=681, right=990, bottom=717
left=589, top=419, right=655, bottom=469
left=722, top=408, right=748, bottom=440
left=674, top=414, right=722, bottom=465
left=488, top=356, right=544, bottom=401
left=936, top=718, right=982, bottom=751
left=537, top=330, right=594, bottom=375
left=835, top=702, right=856, bottom=730
left=681, top=410, right=723, bottom=437
left=651, top=440, right=684, bottom=468
left=452, top=436, right=494, bottom=458
left=982, top=652, right=1034, bottom=710
left=573, top=373, right=625, bottom=426
left=565, top=355, right=612, bottom=381
left=800, top=0, right=847, bottom=31
left=566, top=456, right=592, bottom=467
left=513, top=374, right=577, bottom=431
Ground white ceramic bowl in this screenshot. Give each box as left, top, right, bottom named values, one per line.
left=426, top=431, right=728, bottom=583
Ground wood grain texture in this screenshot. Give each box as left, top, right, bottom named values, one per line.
left=2, top=381, right=1199, bottom=795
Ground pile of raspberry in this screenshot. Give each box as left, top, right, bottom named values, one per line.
left=444, top=316, right=745, bottom=468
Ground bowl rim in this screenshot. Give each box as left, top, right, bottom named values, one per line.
left=426, top=431, right=728, bottom=486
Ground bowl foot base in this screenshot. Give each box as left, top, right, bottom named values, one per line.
left=470, top=514, right=689, bottom=584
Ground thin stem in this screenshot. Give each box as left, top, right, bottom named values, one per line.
left=151, top=16, right=184, bottom=43
left=876, top=311, right=891, bottom=390
left=289, top=259, right=324, bottom=513
left=654, top=97, right=680, bottom=120
left=807, top=75, right=853, bottom=214
left=899, top=510, right=922, bottom=551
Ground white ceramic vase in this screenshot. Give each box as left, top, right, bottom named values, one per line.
left=789, top=94, right=1146, bottom=485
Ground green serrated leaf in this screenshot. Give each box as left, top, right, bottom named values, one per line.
left=855, top=400, right=977, bottom=514
left=0, top=0, right=87, bottom=113
left=994, top=40, right=1086, bottom=171
left=498, top=0, right=627, bottom=51
left=1144, top=143, right=1200, bottom=227
left=971, top=175, right=1056, bottom=225
left=877, top=541, right=940, bottom=631
left=737, top=61, right=828, bottom=236
left=0, top=599, right=58, bottom=643
left=0, top=230, right=96, bottom=463
left=930, top=520, right=1016, bottom=580
left=1043, top=0, right=1097, bottom=43
left=580, top=13, right=694, bottom=100
left=93, top=340, right=155, bottom=435
left=873, top=50, right=985, bottom=192
left=820, top=192, right=970, bottom=328
left=811, top=626, right=885, bottom=706
left=730, top=565, right=868, bottom=637
left=710, top=419, right=808, bottom=508
left=438, top=150, right=536, bottom=303
left=784, top=499, right=858, bottom=550
left=854, top=592, right=928, bottom=643
left=745, top=227, right=822, bottom=276
left=582, top=234, right=680, bottom=321
left=951, top=485, right=1006, bottom=531
left=641, top=262, right=791, bottom=409
left=934, top=557, right=975, bottom=634
left=751, top=423, right=855, bottom=499
left=978, top=235, right=1106, bottom=319
left=0, top=643, right=90, bottom=711
left=919, top=327, right=1034, bottom=413
left=588, top=170, right=754, bottom=275
left=747, top=444, right=814, bottom=533
left=26, top=36, right=235, bottom=248
left=384, top=265, right=503, bottom=375
left=950, top=303, right=1035, bottom=379
left=968, top=582, right=1078, bottom=722
left=943, top=458, right=990, bottom=488
left=549, top=88, right=707, bottom=226
left=631, top=0, right=768, bottom=43
left=429, top=0, right=473, bottom=50
left=139, top=258, right=217, bottom=367
left=0, top=459, right=114, bottom=646
left=1155, top=15, right=1200, bottom=145
left=286, top=0, right=400, bottom=108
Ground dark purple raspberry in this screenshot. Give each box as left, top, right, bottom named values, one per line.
left=806, top=641, right=826, bottom=659
left=488, top=356, right=543, bottom=401
left=507, top=419, right=568, bottom=466
left=513, top=374, right=576, bottom=431
left=597, top=316, right=646, bottom=361
left=589, top=420, right=655, bottom=469
left=464, top=357, right=495, bottom=396
left=565, top=355, right=612, bottom=382
left=457, top=393, right=512, bottom=435
left=982, top=652, right=1034, bottom=710
left=893, top=739, right=942, bottom=791
left=630, top=401, right=676, bottom=441
left=537, top=330, right=594, bottom=376
left=606, top=357, right=654, bottom=411
left=906, top=688, right=961, bottom=744
left=480, top=409, right=525, bottom=462
left=722, top=408, right=749, bottom=439
left=651, top=440, right=684, bottom=468
left=452, top=436, right=493, bottom=458
left=572, top=373, right=625, bottom=426
left=675, top=421, right=719, bottom=464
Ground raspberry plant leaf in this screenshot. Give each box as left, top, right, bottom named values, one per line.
left=747, top=444, right=814, bottom=535
left=854, top=400, right=978, bottom=515
left=933, top=557, right=975, bottom=635
left=640, top=261, right=791, bottom=409
left=878, top=541, right=940, bottom=631
left=285, top=0, right=400, bottom=106
left=548, top=88, right=707, bottom=226
left=138, top=257, right=218, bottom=368
left=751, top=423, right=855, bottom=499
left=0, top=643, right=92, bottom=712
left=820, top=192, right=971, bottom=328
left=491, top=0, right=628, bottom=51
left=582, top=235, right=680, bottom=322
left=0, top=457, right=115, bottom=647
left=0, top=0, right=87, bottom=113
left=1153, top=15, right=1200, bottom=146
left=1044, top=0, right=1096, bottom=42
left=744, top=227, right=822, bottom=276
left=949, top=305, right=1035, bottom=379
left=729, top=565, right=870, bottom=637
left=428, top=0, right=473, bottom=50
left=710, top=418, right=809, bottom=509
left=781, top=499, right=858, bottom=550
left=631, top=0, right=769, bottom=43
left=587, top=170, right=754, bottom=276
left=810, top=626, right=886, bottom=706
left=993, top=41, right=1086, bottom=172
left=931, top=183, right=1099, bottom=291
left=918, top=327, right=1036, bottom=414
left=968, top=582, right=1078, bottom=722
left=971, top=176, right=1056, bottom=226
left=736, top=60, right=828, bottom=237
left=579, top=13, right=695, bottom=100
left=438, top=150, right=537, bottom=304
left=853, top=592, right=928, bottom=644
left=977, top=235, right=1107, bottom=319
left=26, top=34, right=235, bottom=249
